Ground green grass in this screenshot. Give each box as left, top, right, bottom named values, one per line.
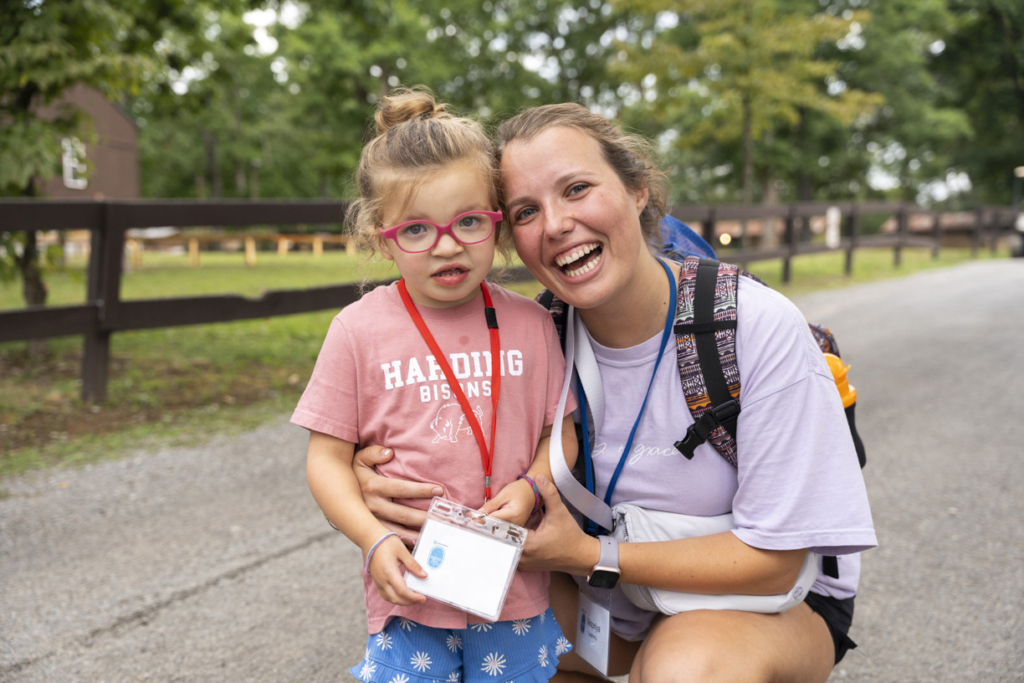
left=0, top=249, right=399, bottom=309
left=0, top=244, right=1007, bottom=478
left=742, top=245, right=1008, bottom=297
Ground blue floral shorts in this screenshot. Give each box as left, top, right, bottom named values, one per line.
left=350, top=608, right=572, bottom=683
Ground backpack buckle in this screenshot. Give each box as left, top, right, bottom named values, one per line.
left=674, top=429, right=702, bottom=460
left=711, top=399, right=741, bottom=423
left=675, top=400, right=741, bottom=460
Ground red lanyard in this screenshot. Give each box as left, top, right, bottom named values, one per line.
left=397, top=280, right=501, bottom=500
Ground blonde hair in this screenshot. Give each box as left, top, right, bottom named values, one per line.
left=346, top=87, right=510, bottom=261
left=496, top=103, right=668, bottom=247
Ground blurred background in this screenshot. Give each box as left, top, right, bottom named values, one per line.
left=1, top=0, right=1022, bottom=474
left=4, top=0, right=1021, bottom=207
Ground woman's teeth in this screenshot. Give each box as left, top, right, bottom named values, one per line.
left=555, top=243, right=599, bottom=267
left=564, top=251, right=601, bottom=277
left=556, top=244, right=602, bottom=277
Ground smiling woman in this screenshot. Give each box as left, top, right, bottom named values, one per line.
left=355, top=101, right=876, bottom=683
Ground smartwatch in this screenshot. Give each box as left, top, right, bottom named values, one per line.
left=587, top=535, right=620, bottom=589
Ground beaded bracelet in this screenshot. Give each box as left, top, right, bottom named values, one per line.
left=364, top=531, right=399, bottom=573
left=517, top=474, right=542, bottom=517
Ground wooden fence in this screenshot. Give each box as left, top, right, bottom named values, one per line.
left=0, top=199, right=1016, bottom=402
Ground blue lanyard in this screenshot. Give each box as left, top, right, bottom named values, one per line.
left=577, top=259, right=676, bottom=521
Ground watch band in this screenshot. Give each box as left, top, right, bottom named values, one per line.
left=596, top=535, right=619, bottom=573
left=587, top=535, right=621, bottom=588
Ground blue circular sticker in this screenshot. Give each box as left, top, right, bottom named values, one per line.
left=428, top=544, right=446, bottom=569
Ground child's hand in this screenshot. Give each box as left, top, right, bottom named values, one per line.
left=368, top=535, right=428, bottom=606
left=479, top=478, right=535, bottom=527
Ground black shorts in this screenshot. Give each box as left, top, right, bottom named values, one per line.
left=803, top=592, right=856, bottom=665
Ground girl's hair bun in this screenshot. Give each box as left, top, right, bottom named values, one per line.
left=374, top=87, right=451, bottom=135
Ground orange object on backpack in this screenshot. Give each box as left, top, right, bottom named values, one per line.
left=824, top=352, right=857, bottom=409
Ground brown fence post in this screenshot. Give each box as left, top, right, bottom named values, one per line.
left=972, top=207, right=983, bottom=257
left=845, top=205, right=859, bottom=276
left=931, top=212, right=942, bottom=260
left=702, top=207, right=716, bottom=246
left=81, top=203, right=126, bottom=403
left=245, top=236, right=257, bottom=267
left=990, top=210, right=999, bottom=255
left=782, top=205, right=796, bottom=284
left=894, top=204, right=907, bottom=267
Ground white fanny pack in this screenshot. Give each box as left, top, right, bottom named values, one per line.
left=549, top=305, right=817, bottom=615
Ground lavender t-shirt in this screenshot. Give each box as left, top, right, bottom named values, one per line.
left=578, top=276, right=876, bottom=639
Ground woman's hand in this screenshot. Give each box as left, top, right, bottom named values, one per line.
left=367, top=535, right=428, bottom=606
left=519, top=475, right=600, bottom=576
left=353, top=445, right=443, bottom=541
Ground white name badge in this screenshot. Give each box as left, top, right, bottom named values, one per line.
left=576, top=589, right=612, bottom=675
left=405, top=498, right=526, bottom=622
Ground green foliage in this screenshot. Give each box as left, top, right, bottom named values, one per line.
left=3, top=0, right=1022, bottom=245
left=934, top=0, right=1024, bottom=205
left=1, top=0, right=140, bottom=195
left=805, top=0, right=972, bottom=204
left=612, top=0, right=883, bottom=205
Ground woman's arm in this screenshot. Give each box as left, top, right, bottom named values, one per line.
left=352, top=445, right=443, bottom=536
left=519, top=474, right=806, bottom=596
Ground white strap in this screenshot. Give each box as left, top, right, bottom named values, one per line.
left=549, top=306, right=614, bottom=531
left=573, top=312, right=604, bottom=437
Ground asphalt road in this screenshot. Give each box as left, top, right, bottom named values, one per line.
left=2, top=259, right=1023, bottom=683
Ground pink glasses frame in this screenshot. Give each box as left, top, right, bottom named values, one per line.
left=379, top=210, right=503, bottom=253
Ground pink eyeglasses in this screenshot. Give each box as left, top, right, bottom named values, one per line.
left=379, top=210, right=503, bottom=253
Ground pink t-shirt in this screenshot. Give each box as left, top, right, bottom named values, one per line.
left=291, top=281, right=571, bottom=632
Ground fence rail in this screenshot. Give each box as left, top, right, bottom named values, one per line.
left=0, top=199, right=1017, bottom=402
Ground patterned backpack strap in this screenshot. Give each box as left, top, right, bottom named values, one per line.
left=808, top=323, right=840, bottom=357
left=672, top=257, right=742, bottom=467
left=536, top=289, right=569, bottom=351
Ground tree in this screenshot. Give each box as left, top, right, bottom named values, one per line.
left=935, top=0, right=1024, bottom=205
left=612, top=0, right=883, bottom=214
left=801, top=0, right=971, bottom=205
left=131, top=7, right=284, bottom=199
left=1, top=0, right=254, bottom=346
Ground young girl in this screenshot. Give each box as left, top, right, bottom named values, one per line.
left=291, top=88, right=576, bottom=683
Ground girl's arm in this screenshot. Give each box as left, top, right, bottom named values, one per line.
left=306, top=430, right=427, bottom=605
left=480, top=415, right=578, bottom=526
left=519, top=474, right=806, bottom=595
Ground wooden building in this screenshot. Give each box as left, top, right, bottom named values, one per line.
left=38, top=84, right=140, bottom=200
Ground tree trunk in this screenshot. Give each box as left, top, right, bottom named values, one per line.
left=741, top=94, right=753, bottom=249
left=249, top=164, right=260, bottom=199
left=234, top=160, right=247, bottom=195
left=316, top=175, right=329, bottom=233
left=763, top=171, right=780, bottom=251
left=15, top=178, right=48, bottom=359
left=18, top=231, right=49, bottom=361
left=797, top=108, right=813, bottom=241
left=202, top=129, right=222, bottom=198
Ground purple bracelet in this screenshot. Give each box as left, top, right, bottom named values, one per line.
left=364, top=532, right=398, bottom=573
left=517, top=475, right=542, bottom=517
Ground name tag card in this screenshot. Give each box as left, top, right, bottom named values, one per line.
left=405, top=498, right=527, bottom=622
left=576, top=589, right=612, bottom=675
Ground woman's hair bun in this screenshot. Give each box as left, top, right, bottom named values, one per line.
left=374, top=87, right=451, bottom=135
